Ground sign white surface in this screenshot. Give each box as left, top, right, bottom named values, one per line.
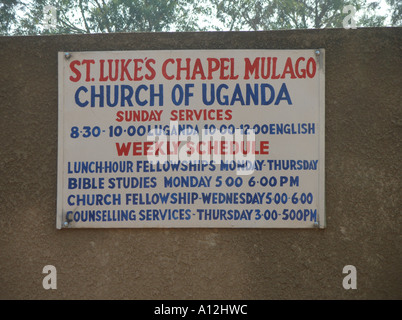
left=57, top=49, right=325, bottom=229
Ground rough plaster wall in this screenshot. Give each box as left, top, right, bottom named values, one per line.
left=0, top=28, right=401, bottom=299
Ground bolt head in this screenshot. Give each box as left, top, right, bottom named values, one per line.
left=64, top=52, right=71, bottom=59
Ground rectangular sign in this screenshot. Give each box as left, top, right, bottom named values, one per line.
left=57, top=49, right=325, bottom=229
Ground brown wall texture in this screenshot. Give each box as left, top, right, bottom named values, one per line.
left=0, top=28, right=401, bottom=300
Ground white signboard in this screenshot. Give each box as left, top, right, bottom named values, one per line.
left=57, top=49, right=325, bottom=229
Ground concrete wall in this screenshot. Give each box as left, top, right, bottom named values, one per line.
left=0, top=28, right=400, bottom=300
